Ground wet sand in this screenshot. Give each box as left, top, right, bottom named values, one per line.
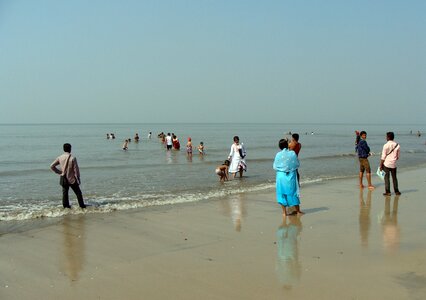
left=1, top=168, right=426, bottom=300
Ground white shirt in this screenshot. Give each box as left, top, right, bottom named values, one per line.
left=381, top=140, right=400, bottom=168
left=166, top=135, right=173, bottom=146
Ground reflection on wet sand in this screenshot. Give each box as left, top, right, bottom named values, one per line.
left=219, top=194, right=246, bottom=232
left=380, top=195, right=400, bottom=254
left=60, top=215, right=86, bottom=282
left=359, top=189, right=372, bottom=248
left=275, top=216, right=302, bottom=289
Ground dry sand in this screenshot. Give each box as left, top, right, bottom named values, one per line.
left=1, top=168, right=426, bottom=300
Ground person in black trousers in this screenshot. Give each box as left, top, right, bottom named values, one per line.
left=50, top=143, right=86, bottom=208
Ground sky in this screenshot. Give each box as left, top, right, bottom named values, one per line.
left=0, top=0, right=425, bottom=124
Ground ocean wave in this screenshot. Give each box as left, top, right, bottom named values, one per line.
left=0, top=184, right=272, bottom=221
left=302, top=149, right=426, bottom=161
left=0, top=168, right=51, bottom=177
left=302, top=153, right=357, bottom=160
left=405, top=149, right=426, bottom=154
left=0, top=174, right=356, bottom=222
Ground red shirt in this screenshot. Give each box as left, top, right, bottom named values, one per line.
left=290, top=142, right=301, bottom=156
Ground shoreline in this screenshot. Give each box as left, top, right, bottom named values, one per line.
left=1, top=163, right=426, bottom=233
left=1, top=167, right=426, bottom=299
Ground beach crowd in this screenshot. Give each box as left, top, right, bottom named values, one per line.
left=50, top=129, right=423, bottom=218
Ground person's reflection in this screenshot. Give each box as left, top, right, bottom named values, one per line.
left=60, top=215, right=86, bottom=282
left=166, top=150, right=173, bottom=164
left=381, top=195, right=400, bottom=254
left=359, top=189, right=372, bottom=248
left=219, top=194, right=246, bottom=232
left=230, top=194, right=246, bottom=232
left=275, top=216, right=302, bottom=289
left=198, top=152, right=205, bottom=162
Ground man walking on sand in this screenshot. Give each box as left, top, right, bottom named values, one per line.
left=355, top=131, right=374, bottom=190
left=50, top=143, right=86, bottom=208
left=380, top=132, right=401, bottom=196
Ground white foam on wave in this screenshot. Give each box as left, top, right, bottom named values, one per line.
left=0, top=183, right=277, bottom=221
left=0, top=175, right=356, bottom=222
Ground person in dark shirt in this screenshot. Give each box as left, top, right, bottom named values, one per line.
left=355, top=131, right=374, bottom=190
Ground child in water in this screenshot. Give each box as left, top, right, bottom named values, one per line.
left=186, top=138, right=193, bottom=157
left=122, top=139, right=129, bottom=150
left=198, top=142, right=205, bottom=155
left=216, top=160, right=230, bottom=182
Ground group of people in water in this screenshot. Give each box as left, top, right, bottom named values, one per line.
left=157, top=132, right=205, bottom=156
left=107, top=131, right=207, bottom=156
left=107, top=130, right=304, bottom=217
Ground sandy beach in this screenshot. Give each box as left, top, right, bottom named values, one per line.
left=1, top=168, right=426, bottom=300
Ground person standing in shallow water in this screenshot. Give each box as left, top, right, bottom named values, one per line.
left=228, top=136, right=247, bottom=178
left=186, top=137, right=193, bottom=157
left=355, top=131, right=374, bottom=190
left=273, top=139, right=303, bottom=216
left=165, top=133, right=173, bottom=150
left=50, top=143, right=86, bottom=209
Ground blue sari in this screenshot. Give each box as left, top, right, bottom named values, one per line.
left=273, top=149, right=300, bottom=207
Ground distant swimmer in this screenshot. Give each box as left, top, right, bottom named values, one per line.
left=165, top=133, right=173, bottom=150
left=134, top=133, right=140, bottom=142
left=172, top=134, right=180, bottom=150
left=122, top=139, right=129, bottom=150
left=148, top=132, right=152, bottom=139
left=186, top=137, right=193, bottom=157
left=198, top=142, right=205, bottom=155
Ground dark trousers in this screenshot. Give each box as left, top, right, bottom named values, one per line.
left=62, top=182, right=86, bottom=208
left=383, top=166, right=399, bottom=194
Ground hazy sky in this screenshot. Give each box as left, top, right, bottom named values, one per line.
left=0, top=0, right=425, bottom=124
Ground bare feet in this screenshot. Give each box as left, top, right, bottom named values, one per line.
left=281, top=205, right=288, bottom=217
left=297, top=211, right=305, bottom=215
left=368, top=185, right=375, bottom=190
left=360, top=184, right=365, bottom=189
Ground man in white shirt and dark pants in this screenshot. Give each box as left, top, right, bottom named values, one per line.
left=380, top=132, right=401, bottom=196
left=50, top=143, right=86, bottom=208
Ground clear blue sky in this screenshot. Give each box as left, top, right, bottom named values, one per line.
left=1, top=0, right=425, bottom=124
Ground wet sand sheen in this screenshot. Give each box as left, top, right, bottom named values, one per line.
left=1, top=168, right=426, bottom=299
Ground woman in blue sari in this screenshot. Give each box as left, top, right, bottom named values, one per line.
left=273, top=139, right=304, bottom=216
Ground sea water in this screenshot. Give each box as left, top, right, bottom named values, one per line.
left=0, top=123, right=425, bottom=222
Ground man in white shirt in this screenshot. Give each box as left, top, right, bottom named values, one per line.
left=379, top=132, right=401, bottom=196
left=50, top=143, right=86, bottom=208
left=165, top=133, right=173, bottom=150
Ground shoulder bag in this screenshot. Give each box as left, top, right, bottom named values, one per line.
left=59, top=155, right=72, bottom=187
left=376, top=143, right=399, bottom=180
